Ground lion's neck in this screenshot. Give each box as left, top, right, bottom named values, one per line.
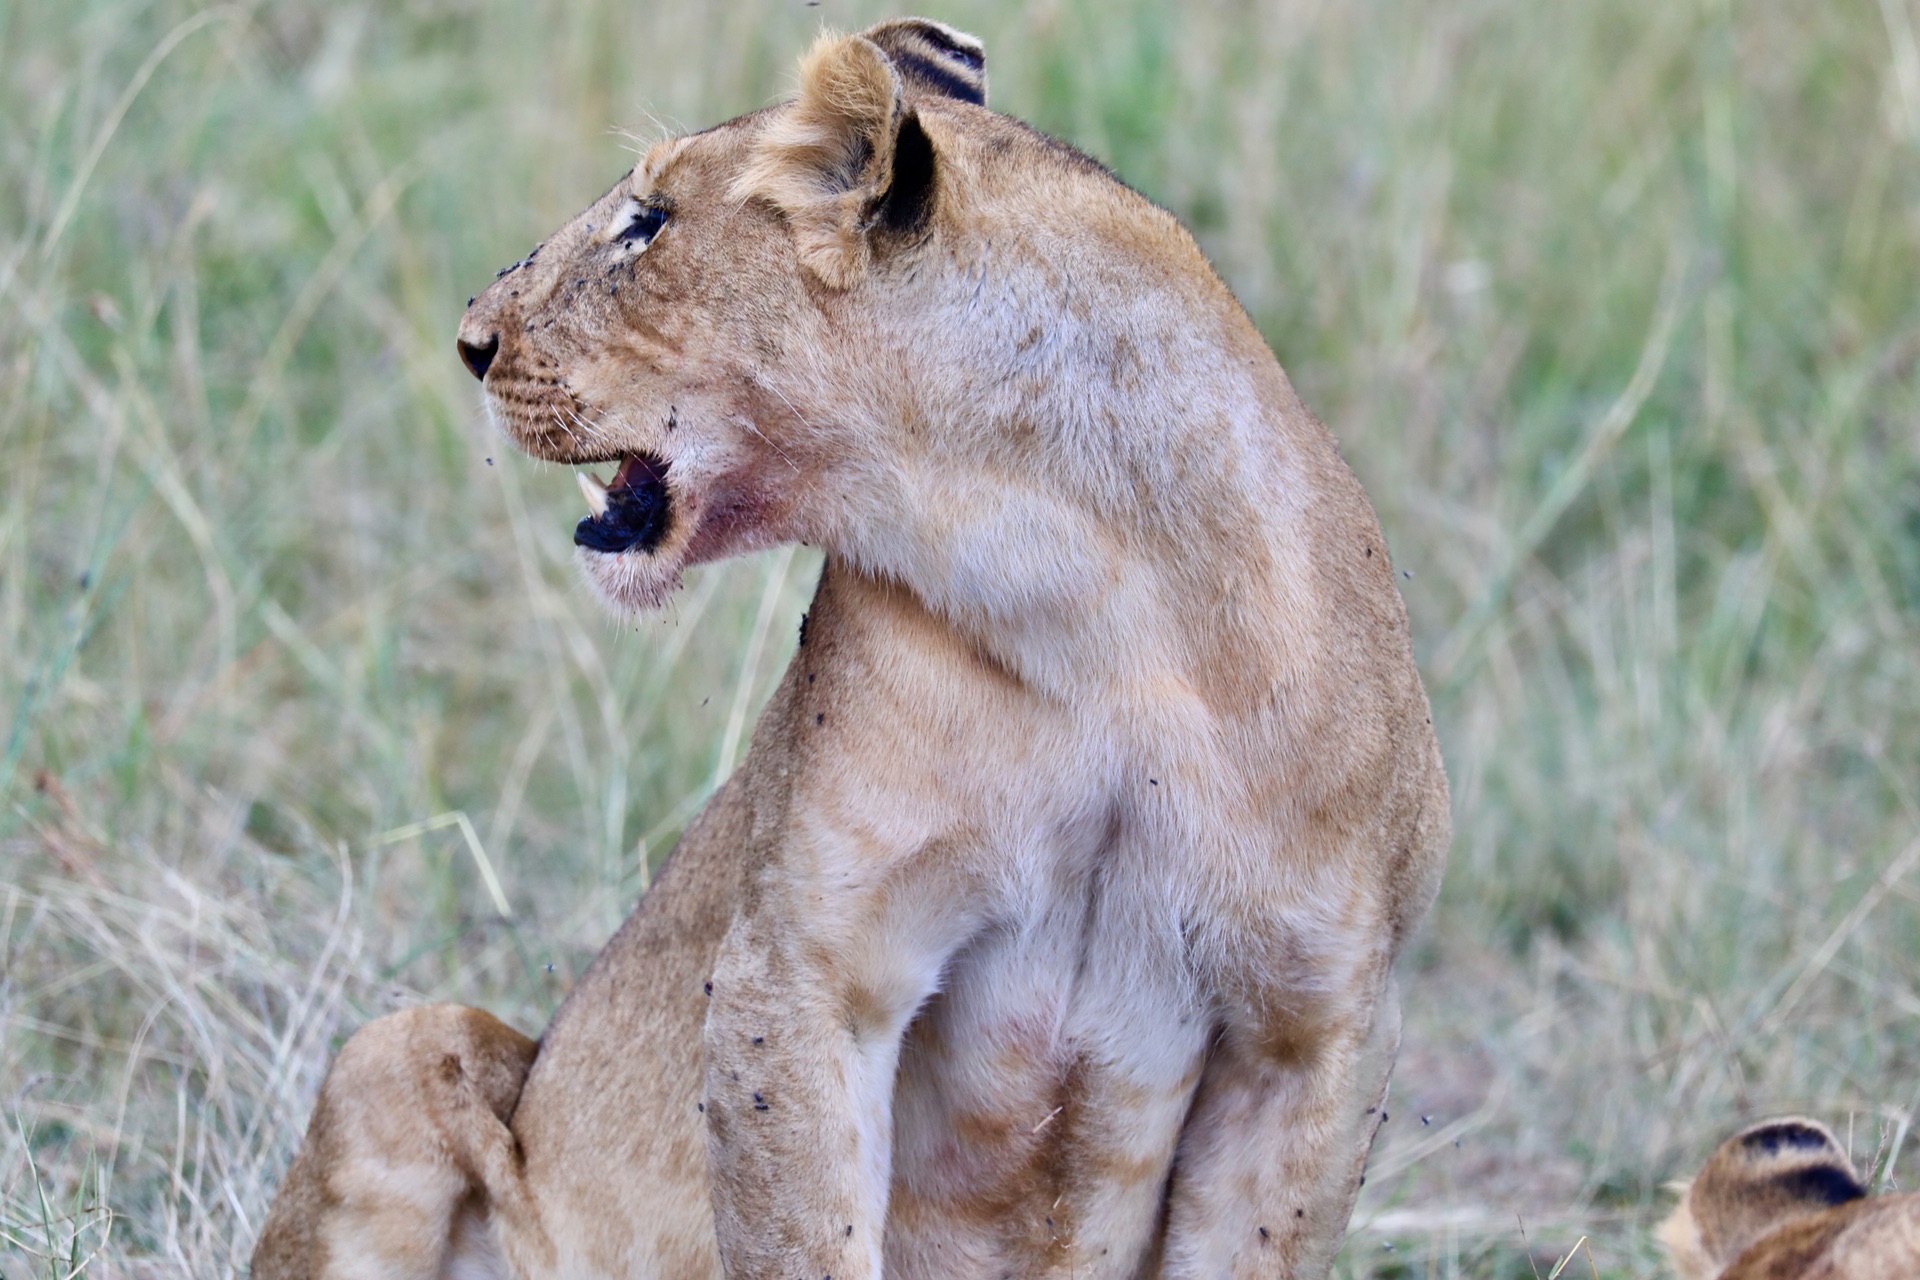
left=833, top=366, right=1327, bottom=713
left=793, top=231, right=1358, bottom=712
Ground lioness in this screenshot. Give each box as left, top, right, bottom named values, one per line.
left=1660, top=1117, right=1920, bottom=1279
left=252, top=18, right=1448, bottom=1280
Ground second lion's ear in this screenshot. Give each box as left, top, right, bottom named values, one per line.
left=859, top=18, right=987, bottom=106
left=734, top=33, right=937, bottom=289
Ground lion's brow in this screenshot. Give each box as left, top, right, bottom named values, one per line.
left=633, top=137, right=692, bottom=194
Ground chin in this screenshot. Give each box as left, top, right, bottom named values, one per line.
left=568, top=453, right=796, bottom=614
left=575, top=546, right=689, bottom=615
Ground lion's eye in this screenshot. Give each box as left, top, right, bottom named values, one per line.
left=618, top=203, right=668, bottom=246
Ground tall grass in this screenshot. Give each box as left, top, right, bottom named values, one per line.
left=3, top=1, right=1916, bottom=1276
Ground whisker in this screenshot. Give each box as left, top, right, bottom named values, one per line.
left=744, top=375, right=806, bottom=474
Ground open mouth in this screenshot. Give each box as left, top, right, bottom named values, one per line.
left=574, top=453, right=672, bottom=554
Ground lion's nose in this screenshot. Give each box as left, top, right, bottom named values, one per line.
left=457, top=332, right=499, bottom=381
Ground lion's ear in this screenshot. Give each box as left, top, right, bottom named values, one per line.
left=735, top=32, right=940, bottom=290
left=859, top=18, right=987, bottom=107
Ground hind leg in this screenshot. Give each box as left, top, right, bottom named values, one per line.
left=251, top=1004, right=538, bottom=1280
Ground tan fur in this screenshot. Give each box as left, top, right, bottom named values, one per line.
left=1660, top=1118, right=1920, bottom=1280
left=251, top=1006, right=539, bottom=1279
left=254, top=18, right=1448, bottom=1279
left=735, top=33, right=906, bottom=289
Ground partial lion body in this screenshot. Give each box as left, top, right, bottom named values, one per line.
left=1660, top=1118, right=1920, bottom=1280
left=253, top=18, right=1449, bottom=1280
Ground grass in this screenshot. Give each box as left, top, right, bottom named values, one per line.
left=3, top=0, right=1918, bottom=1275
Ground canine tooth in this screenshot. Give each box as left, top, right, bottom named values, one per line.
left=577, top=471, right=610, bottom=518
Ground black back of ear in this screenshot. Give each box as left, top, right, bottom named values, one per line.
left=860, top=18, right=987, bottom=106
left=875, top=112, right=936, bottom=235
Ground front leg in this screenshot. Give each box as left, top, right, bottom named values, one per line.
left=1159, top=969, right=1403, bottom=1280
left=703, top=831, right=977, bottom=1280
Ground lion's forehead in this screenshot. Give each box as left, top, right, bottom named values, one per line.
left=631, top=105, right=788, bottom=200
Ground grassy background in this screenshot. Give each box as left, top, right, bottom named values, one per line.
left=4, top=0, right=1919, bottom=1275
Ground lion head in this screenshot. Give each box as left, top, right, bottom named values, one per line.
left=1660, top=1117, right=1870, bottom=1278
left=456, top=19, right=1007, bottom=612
